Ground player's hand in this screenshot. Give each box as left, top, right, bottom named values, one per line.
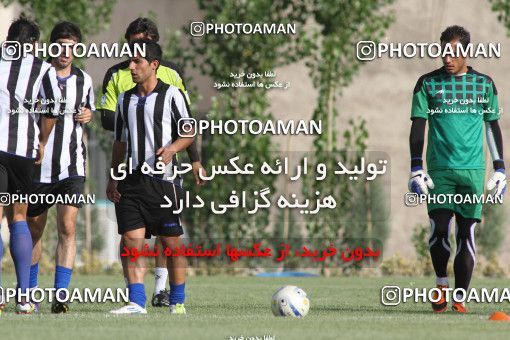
left=192, top=161, right=206, bottom=186
left=487, top=169, right=506, bottom=198
left=408, top=167, right=434, bottom=195
left=75, top=107, right=92, bottom=124
left=156, top=146, right=175, bottom=165
left=106, top=179, right=121, bottom=203
left=35, top=143, right=45, bottom=165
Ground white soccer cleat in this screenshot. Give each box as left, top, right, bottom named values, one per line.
left=15, top=302, right=35, bottom=314
left=109, top=302, right=147, bottom=314
left=170, top=303, right=186, bottom=315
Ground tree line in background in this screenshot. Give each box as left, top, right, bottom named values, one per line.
left=163, top=0, right=395, bottom=272
left=3, top=0, right=510, bottom=273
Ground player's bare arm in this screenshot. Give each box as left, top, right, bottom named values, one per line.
left=107, top=140, right=126, bottom=203
left=36, top=116, right=57, bottom=165
left=156, top=133, right=195, bottom=165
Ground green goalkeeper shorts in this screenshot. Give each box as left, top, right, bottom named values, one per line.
left=427, top=169, right=485, bottom=221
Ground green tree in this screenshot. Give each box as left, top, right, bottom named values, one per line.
left=486, top=0, right=510, bottom=256
left=301, top=0, right=394, bottom=262
left=478, top=202, right=506, bottom=257
left=167, top=0, right=311, bottom=244
left=489, top=0, right=510, bottom=34
left=0, top=0, right=116, bottom=42
left=306, top=0, right=394, bottom=153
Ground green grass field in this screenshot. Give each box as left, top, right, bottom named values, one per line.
left=1, top=275, right=510, bottom=339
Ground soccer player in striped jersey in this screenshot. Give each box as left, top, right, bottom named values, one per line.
left=408, top=26, right=505, bottom=313
left=98, top=17, right=205, bottom=307
left=0, top=17, right=62, bottom=314
left=107, top=40, right=194, bottom=314
left=26, top=22, right=94, bottom=313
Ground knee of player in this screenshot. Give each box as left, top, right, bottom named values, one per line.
left=29, top=228, right=45, bottom=241
left=455, top=228, right=474, bottom=241
left=121, top=232, right=143, bottom=245
left=160, top=236, right=181, bottom=249
left=430, top=225, right=450, bottom=239
left=28, top=220, right=46, bottom=239
left=58, top=222, right=77, bottom=240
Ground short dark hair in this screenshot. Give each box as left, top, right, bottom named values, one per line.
left=124, top=17, right=159, bottom=42
left=130, top=39, right=162, bottom=64
left=440, top=25, right=470, bottom=48
left=50, top=21, right=82, bottom=43
left=7, top=16, right=40, bottom=44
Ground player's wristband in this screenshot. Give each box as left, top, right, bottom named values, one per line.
left=411, top=157, right=423, bottom=170
left=493, top=160, right=505, bottom=171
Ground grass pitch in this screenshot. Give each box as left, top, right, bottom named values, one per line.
left=1, top=275, right=510, bottom=339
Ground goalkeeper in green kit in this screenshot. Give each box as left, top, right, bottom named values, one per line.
left=408, top=26, right=506, bottom=313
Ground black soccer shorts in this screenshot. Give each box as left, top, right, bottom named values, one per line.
left=0, top=150, right=35, bottom=196
left=115, top=173, right=184, bottom=238
left=26, top=176, right=85, bottom=217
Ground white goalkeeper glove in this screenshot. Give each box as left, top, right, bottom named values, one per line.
left=486, top=169, right=506, bottom=198
left=408, top=167, right=434, bottom=195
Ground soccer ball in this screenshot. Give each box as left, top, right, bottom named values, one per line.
left=271, top=285, right=309, bottom=317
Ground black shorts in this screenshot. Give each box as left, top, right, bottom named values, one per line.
left=0, top=151, right=35, bottom=196
left=115, top=174, right=184, bottom=238
left=27, top=177, right=85, bottom=217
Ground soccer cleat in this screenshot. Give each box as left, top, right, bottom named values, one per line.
left=431, top=285, right=448, bottom=313
left=15, top=302, right=35, bottom=314
left=452, top=302, right=468, bottom=313
left=51, top=291, right=69, bottom=314
left=32, top=302, right=40, bottom=313
left=110, top=302, right=147, bottom=314
left=170, top=303, right=186, bottom=315
left=51, top=300, right=69, bottom=314
left=151, top=289, right=170, bottom=307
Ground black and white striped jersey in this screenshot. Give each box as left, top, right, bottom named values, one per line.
left=114, top=80, right=192, bottom=185
left=0, top=53, right=62, bottom=158
left=34, top=65, right=95, bottom=183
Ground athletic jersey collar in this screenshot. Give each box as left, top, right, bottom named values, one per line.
left=440, top=65, right=473, bottom=77
left=55, top=64, right=82, bottom=82
left=57, top=74, right=73, bottom=81
left=134, top=79, right=165, bottom=98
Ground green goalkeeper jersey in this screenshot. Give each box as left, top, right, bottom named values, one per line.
left=411, top=66, right=500, bottom=170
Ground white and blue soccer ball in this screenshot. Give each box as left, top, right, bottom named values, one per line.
left=271, top=285, right=309, bottom=317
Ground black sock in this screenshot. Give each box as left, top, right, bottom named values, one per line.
left=428, top=209, right=454, bottom=280
left=454, top=214, right=477, bottom=295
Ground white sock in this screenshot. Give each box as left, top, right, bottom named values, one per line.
left=154, top=267, right=168, bottom=295
left=436, top=277, right=448, bottom=286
